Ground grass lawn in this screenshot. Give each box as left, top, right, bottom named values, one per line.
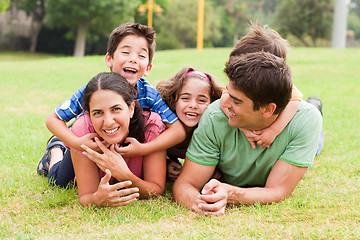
left=0, top=47, right=360, bottom=239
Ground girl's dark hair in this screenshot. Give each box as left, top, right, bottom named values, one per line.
left=156, top=66, right=224, bottom=112
left=84, top=72, right=145, bottom=143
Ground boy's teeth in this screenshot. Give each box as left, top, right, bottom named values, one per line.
left=124, top=68, right=136, bottom=73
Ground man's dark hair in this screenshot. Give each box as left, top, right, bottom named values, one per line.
left=224, top=51, right=292, bottom=115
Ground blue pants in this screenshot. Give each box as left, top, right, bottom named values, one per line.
left=48, top=149, right=75, bottom=188
left=316, top=130, right=324, bottom=156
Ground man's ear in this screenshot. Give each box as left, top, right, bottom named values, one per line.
left=262, top=103, right=277, bottom=118
left=105, top=52, right=113, bottom=69
left=143, top=63, right=152, bottom=77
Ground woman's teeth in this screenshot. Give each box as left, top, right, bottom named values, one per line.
left=104, top=127, right=119, bottom=134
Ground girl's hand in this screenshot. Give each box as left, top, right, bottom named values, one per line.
left=94, top=169, right=139, bottom=207
left=114, top=137, right=146, bottom=157
left=81, top=137, right=132, bottom=181
left=239, top=128, right=260, bottom=149
left=167, top=161, right=182, bottom=181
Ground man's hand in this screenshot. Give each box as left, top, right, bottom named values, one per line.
left=93, top=169, right=139, bottom=207
left=197, top=179, right=228, bottom=216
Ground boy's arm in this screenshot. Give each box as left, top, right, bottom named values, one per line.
left=254, top=85, right=303, bottom=148
left=46, top=111, right=98, bottom=151
left=115, top=120, right=186, bottom=157
left=255, top=101, right=300, bottom=148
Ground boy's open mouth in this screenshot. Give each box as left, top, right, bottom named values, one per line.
left=124, top=68, right=137, bottom=74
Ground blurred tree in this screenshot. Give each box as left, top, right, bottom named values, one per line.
left=348, top=0, right=360, bottom=40
left=12, top=0, right=46, bottom=53
left=155, top=0, right=222, bottom=49
left=217, top=0, right=249, bottom=45
left=275, top=0, right=333, bottom=47
left=0, top=0, right=11, bottom=12
left=46, top=0, right=139, bottom=57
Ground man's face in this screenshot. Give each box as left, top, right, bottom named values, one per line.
left=220, top=81, right=264, bottom=130
left=105, top=35, right=152, bottom=86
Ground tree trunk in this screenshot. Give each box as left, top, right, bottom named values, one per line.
left=29, top=21, right=42, bottom=53
left=73, top=22, right=88, bottom=57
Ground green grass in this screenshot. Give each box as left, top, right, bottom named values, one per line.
left=1, top=47, right=360, bottom=239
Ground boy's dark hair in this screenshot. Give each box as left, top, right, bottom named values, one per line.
left=107, top=22, right=156, bottom=65
left=84, top=72, right=145, bottom=143
left=224, top=52, right=292, bottom=115
left=230, top=22, right=290, bottom=60
left=156, top=66, right=223, bottom=112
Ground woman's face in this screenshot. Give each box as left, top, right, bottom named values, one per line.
left=88, top=89, right=135, bottom=145
left=175, top=77, right=211, bottom=128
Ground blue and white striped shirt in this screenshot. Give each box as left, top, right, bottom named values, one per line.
left=55, top=78, right=178, bottom=124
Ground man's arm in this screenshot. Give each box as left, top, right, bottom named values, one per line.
left=173, top=158, right=216, bottom=212
left=200, top=159, right=307, bottom=206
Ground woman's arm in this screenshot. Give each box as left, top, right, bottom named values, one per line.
left=82, top=138, right=167, bottom=199
left=71, top=149, right=139, bottom=207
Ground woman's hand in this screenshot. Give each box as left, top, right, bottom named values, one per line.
left=81, top=137, right=132, bottom=181
left=93, top=169, right=139, bottom=207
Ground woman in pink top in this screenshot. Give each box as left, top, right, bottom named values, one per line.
left=70, top=72, right=166, bottom=207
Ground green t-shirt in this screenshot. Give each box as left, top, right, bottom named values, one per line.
left=186, top=100, right=322, bottom=187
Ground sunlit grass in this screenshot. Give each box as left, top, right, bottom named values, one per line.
left=0, top=48, right=359, bottom=239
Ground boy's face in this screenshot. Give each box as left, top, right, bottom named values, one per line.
left=105, top=35, right=152, bottom=86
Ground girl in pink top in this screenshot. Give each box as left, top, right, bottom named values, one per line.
left=71, top=72, right=166, bottom=207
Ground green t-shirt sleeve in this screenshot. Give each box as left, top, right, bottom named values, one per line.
left=280, top=104, right=323, bottom=167
left=186, top=109, right=220, bottom=166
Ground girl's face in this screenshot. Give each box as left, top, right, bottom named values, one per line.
left=175, top=77, right=211, bottom=128
left=88, top=89, right=135, bottom=145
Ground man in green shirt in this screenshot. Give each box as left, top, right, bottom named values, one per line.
left=173, top=52, right=322, bottom=215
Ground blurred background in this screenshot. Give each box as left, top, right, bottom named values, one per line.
left=0, top=0, right=359, bottom=57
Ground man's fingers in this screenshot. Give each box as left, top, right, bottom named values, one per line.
left=201, top=179, right=220, bottom=195
left=198, top=199, right=227, bottom=213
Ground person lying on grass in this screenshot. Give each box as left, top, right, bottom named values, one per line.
left=69, top=72, right=166, bottom=207
left=173, top=51, right=322, bottom=215
left=156, top=67, right=223, bottom=181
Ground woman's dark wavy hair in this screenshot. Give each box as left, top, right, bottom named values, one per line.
left=84, top=72, right=145, bottom=143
